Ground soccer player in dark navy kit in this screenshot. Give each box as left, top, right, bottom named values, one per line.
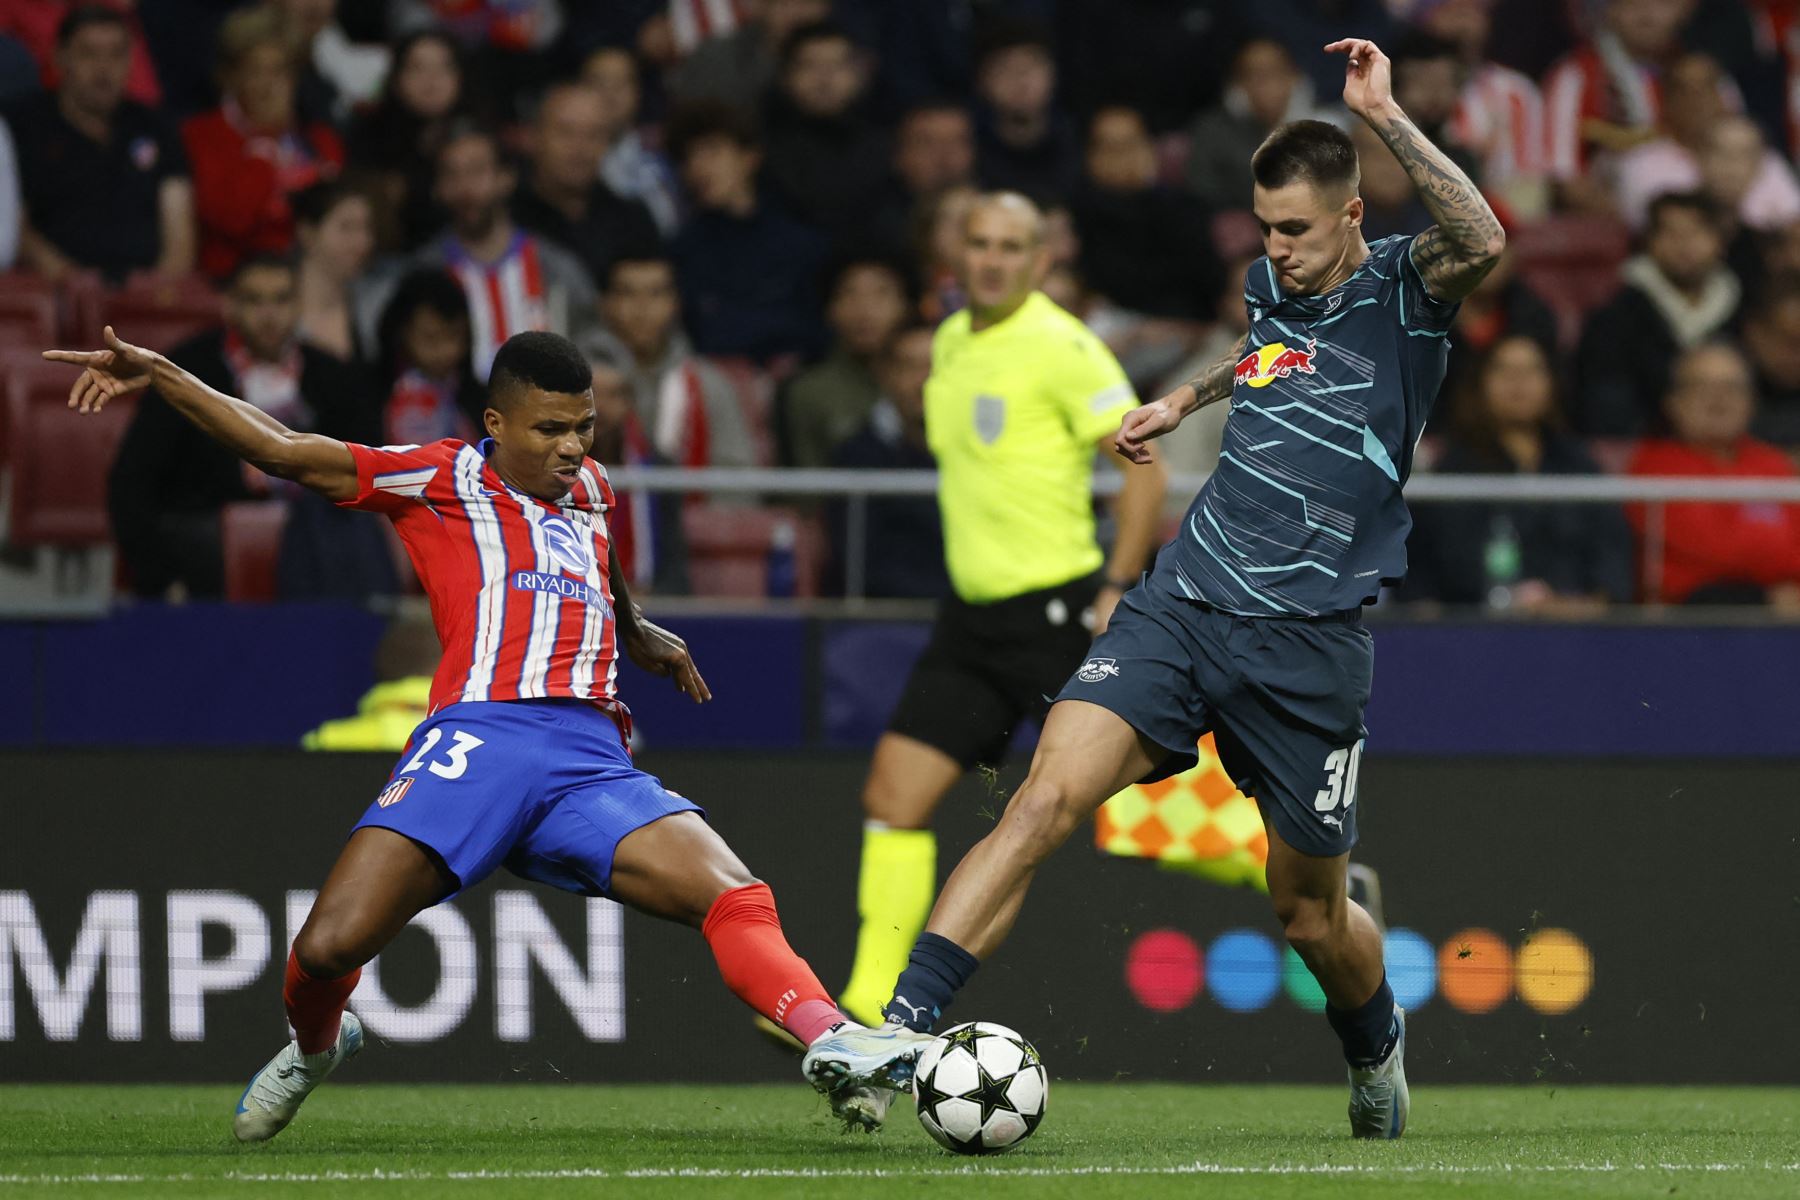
left=806, top=39, right=1506, bottom=1140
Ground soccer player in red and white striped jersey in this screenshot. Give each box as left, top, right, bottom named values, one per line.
left=48, top=327, right=882, bottom=1140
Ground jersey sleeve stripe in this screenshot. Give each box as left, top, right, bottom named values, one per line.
left=374, top=466, right=439, bottom=498
left=453, top=444, right=509, bottom=703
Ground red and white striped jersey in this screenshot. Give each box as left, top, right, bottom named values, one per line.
left=338, top=438, right=626, bottom=720
left=1452, top=63, right=1545, bottom=188
left=1543, top=44, right=1660, bottom=181
left=442, top=232, right=550, bottom=380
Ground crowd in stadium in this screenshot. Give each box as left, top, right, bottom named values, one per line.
left=4, top=0, right=1800, bottom=612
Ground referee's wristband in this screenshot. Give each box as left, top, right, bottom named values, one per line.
left=1103, top=576, right=1136, bottom=591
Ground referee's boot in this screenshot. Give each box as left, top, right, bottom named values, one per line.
left=232, top=1012, right=364, bottom=1143
left=1346, top=1005, right=1408, bottom=1139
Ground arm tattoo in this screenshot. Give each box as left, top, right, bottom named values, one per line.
left=1185, top=334, right=1249, bottom=411
left=1366, top=106, right=1504, bottom=302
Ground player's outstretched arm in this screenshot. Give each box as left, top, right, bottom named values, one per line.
left=1115, top=333, right=1248, bottom=465
left=1327, top=38, right=1505, bottom=303
left=44, top=326, right=358, bottom=502
left=609, top=542, right=712, bottom=704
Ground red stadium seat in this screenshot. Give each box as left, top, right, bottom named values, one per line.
left=4, top=356, right=137, bottom=546
left=0, top=289, right=58, bottom=351
left=1510, top=215, right=1631, bottom=349
left=682, top=504, right=824, bottom=597
left=221, top=501, right=290, bottom=602
left=71, top=274, right=223, bottom=353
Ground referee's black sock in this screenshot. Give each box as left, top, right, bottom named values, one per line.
left=882, top=933, right=979, bottom=1032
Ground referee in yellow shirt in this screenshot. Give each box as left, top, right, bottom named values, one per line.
left=838, top=192, right=1168, bottom=1024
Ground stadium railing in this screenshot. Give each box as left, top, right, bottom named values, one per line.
left=610, top=467, right=1800, bottom=603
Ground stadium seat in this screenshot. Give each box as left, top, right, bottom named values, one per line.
left=682, top=504, right=824, bottom=597
left=221, top=501, right=290, bottom=602
left=0, top=289, right=58, bottom=351
left=70, top=274, right=223, bottom=353
left=1510, top=215, right=1631, bottom=349
left=4, top=356, right=137, bottom=546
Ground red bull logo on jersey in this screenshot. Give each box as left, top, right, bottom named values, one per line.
left=1233, top=339, right=1318, bottom=389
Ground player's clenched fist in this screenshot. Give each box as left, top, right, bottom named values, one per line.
left=43, top=325, right=158, bottom=413
left=1114, top=392, right=1188, bottom=465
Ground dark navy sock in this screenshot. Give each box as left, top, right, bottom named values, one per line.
left=1326, top=974, right=1398, bottom=1067
left=882, top=933, right=979, bottom=1031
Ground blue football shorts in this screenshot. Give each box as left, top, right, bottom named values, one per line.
left=352, top=699, right=703, bottom=898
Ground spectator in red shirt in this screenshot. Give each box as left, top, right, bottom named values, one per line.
left=1627, top=341, right=1800, bottom=607
left=182, top=4, right=343, bottom=280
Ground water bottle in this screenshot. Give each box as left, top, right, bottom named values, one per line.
left=1483, top=513, right=1522, bottom=610
left=766, top=519, right=798, bottom=598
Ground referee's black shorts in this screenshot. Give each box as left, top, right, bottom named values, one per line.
left=886, top=572, right=1102, bottom=768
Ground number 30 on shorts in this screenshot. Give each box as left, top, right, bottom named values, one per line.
left=1313, top=739, right=1365, bottom=812
left=401, top=727, right=486, bottom=780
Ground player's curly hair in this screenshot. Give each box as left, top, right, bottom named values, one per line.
left=489, top=332, right=592, bottom=408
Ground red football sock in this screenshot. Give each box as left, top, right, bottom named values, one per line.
left=283, top=949, right=361, bottom=1055
left=702, top=882, right=848, bottom=1046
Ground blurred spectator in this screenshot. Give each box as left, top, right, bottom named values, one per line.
left=1390, top=31, right=1483, bottom=182
left=292, top=180, right=375, bottom=363
left=667, top=100, right=828, bottom=362
left=0, top=0, right=161, bottom=107
left=1054, top=0, right=1242, bottom=134
left=275, top=0, right=389, bottom=122
left=374, top=266, right=483, bottom=447
left=1072, top=105, right=1219, bottom=322
left=829, top=324, right=949, bottom=598
left=370, top=122, right=596, bottom=380
left=667, top=0, right=828, bottom=111
left=108, top=254, right=377, bottom=599
left=761, top=20, right=890, bottom=243
left=870, top=99, right=975, bottom=255
left=972, top=21, right=1080, bottom=205
left=1575, top=191, right=1742, bottom=436
left=1246, top=0, right=1397, bottom=101
left=1700, top=115, right=1800, bottom=294
left=1437, top=244, right=1560, bottom=427
left=1184, top=38, right=1340, bottom=214
left=511, top=80, right=661, bottom=289
left=1627, top=342, right=1800, bottom=607
left=182, top=5, right=344, bottom=280
left=1406, top=335, right=1633, bottom=614
left=8, top=5, right=193, bottom=282
left=1426, top=0, right=1548, bottom=217
left=1544, top=0, right=1691, bottom=211
left=346, top=30, right=473, bottom=251
left=781, top=255, right=912, bottom=467
left=912, top=181, right=976, bottom=322
left=1150, top=253, right=1258, bottom=478
left=581, top=44, right=681, bottom=236
left=587, top=251, right=757, bottom=468
left=1741, top=278, right=1800, bottom=447
left=1353, top=120, right=1433, bottom=240
left=588, top=348, right=689, bottom=595
left=1615, top=57, right=1800, bottom=234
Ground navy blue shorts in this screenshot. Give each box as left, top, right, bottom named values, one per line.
left=1055, top=583, right=1372, bottom=857
left=353, top=700, right=702, bottom=898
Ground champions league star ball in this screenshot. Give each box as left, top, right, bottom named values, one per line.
left=912, top=1022, right=1048, bottom=1154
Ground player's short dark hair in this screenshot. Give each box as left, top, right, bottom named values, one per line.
left=664, top=100, right=760, bottom=163
left=1252, top=120, right=1360, bottom=196
left=778, top=19, right=856, bottom=72
left=58, top=3, right=129, bottom=46
left=489, top=332, right=593, bottom=410
left=228, top=251, right=296, bottom=288
left=1646, top=190, right=1722, bottom=234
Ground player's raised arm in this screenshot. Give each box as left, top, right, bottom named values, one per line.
left=1115, top=333, right=1248, bottom=465
left=44, top=325, right=359, bottom=502
left=1327, top=37, right=1505, bottom=302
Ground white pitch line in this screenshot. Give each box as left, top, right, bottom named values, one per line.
left=1, top=1162, right=1797, bottom=1186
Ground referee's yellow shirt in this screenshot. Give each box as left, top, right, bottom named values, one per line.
left=926, top=291, right=1138, bottom=604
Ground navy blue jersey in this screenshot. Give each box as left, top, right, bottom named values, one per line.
left=1151, top=234, right=1459, bottom=616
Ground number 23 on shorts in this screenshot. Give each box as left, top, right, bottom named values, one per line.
left=401, top=727, right=486, bottom=780
left=1314, top=738, right=1365, bottom=812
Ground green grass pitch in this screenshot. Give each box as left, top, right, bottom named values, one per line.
left=2, top=1084, right=1795, bottom=1198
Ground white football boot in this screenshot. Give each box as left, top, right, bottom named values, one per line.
left=232, top=1012, right=364, bottom=1143
left=1346, top=1005, right=1409, bottom=1139
left=802, top=1020, right=937, bottom=1130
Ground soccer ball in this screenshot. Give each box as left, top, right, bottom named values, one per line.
left=911, top=1021, right=1048, bottom=1154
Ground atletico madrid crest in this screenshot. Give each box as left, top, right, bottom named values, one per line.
left=375, top=777, right=415, bottom=808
